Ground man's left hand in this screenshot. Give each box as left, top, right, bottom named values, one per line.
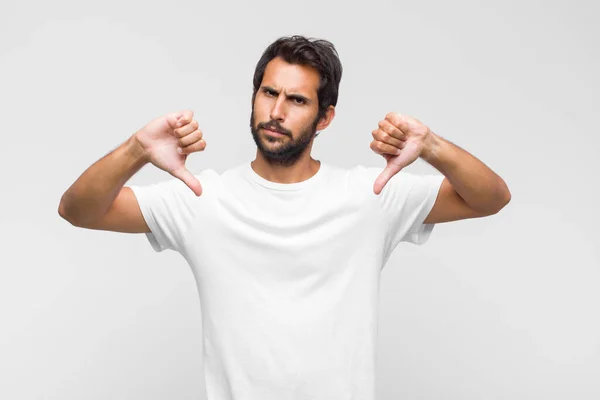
left=370, top=112, right=435, bottom=195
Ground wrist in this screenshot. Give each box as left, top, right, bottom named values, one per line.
left=126, top=134, right=150, bottom=166
left=420, top=132, right=442, bottom=163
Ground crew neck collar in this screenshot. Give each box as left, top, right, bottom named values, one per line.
left=244, top=161, right=326, bottom=191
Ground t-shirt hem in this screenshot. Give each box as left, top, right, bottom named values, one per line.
left=405, top=174, right=445, bottom=245
left=129, top=185, right=171, bottom=252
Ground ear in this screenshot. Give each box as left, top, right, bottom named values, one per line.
left=316, top=105, right=335, bottom=131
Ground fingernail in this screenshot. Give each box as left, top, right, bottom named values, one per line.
left=177, top=147, right=183, bottom=154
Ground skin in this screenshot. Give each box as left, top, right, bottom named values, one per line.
left=370, top=112, right=512, bottom=221
left=58, top=47, right=510, bottom=234
left=247, top=57, right=510, bottom=221
left=132, top=58, right=510, bottom=224
left=249, top=57, right=335, bottom=184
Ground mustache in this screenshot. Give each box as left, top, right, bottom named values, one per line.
left=259, top=121, right=291, bottom=136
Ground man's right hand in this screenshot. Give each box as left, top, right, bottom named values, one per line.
left=133, top=110, right=206, bottom=196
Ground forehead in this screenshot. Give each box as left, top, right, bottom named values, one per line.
left=261, top=57, right=319, bottom=98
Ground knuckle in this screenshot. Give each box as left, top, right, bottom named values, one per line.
left=190, top=139, right=206, bottom=152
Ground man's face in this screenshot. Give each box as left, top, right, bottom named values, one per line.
left=250, top=57, right=321, bottom=166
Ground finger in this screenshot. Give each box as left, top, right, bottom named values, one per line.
left=179, top=129, right=203, bottom=147
left=370, top=139, right=401, bottom=156
left=166, top=112, right=182, bottom=129
left=176, top=110, right=194, bottom=126
left=373, top=163, right=403, bottom=195
left=377, top=120, right=407, bottom=141
left=385, top=112, right=410, bottom=134
left=372, top=128, right=405, bottom=149
left=165, top=110, right=194, bottom=129
left=180, top=138, right=207, bottom=154
left=174, top=120, right=199, bottom=138
left=392, top=140, right=421, bottom=169
left=170, top=167, right=203, bottom=196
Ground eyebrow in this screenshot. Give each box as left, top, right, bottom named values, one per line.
left=261, top=86, right=312, bottom=104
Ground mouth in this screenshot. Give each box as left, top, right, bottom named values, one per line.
left=262, top=127, right=287, bottom=137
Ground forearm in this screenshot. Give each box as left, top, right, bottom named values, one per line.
left=58, top=135, right=148, bottom=225
left=422, top=133, right=511, bottom=214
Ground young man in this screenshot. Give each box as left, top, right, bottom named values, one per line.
left=59, top=35, right=510, bottom=399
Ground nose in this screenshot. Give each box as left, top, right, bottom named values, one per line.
left=269, top=94, right=286, bottom=121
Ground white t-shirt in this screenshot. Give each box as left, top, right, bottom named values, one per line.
left=129, top=161, right=444, bottom=400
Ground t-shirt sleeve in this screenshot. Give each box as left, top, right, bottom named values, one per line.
left=365, top=167, right=444, bottom=251
left=128, top=174, right=208, bottom=253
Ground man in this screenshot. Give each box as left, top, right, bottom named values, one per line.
left=59, top=35, right=510, bottom=399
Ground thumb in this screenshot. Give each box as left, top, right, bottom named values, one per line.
left=171, top=166, right=203, bottom=196
left=373, top=163, right=402, bottom=195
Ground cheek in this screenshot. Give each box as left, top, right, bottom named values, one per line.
left=300, top=111, right=318, bottom=128
left=253, top=99, right=269, bottom=121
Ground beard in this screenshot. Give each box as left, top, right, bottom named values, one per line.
left=250, top=109, right=320, bottom=167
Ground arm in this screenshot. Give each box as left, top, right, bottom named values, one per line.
left=59, top=110, right=205, bottom=232
left=421, top=133, right=511, bottom=224
left=371, top=112, right=511, bottom=224
left=58, top=135, right=150, bottom=232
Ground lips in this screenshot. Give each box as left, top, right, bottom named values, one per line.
left=263, top=127, right=286, bottom=136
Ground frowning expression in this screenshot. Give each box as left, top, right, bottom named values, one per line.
left=250, top=57, right=321, bottom=166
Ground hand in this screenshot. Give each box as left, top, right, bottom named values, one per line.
left=133, top=110, right=206, bottom=196
left=370, top=112, right=434, bottom=195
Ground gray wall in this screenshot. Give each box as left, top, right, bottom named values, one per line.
left=1, top=0, right=598, bottom=398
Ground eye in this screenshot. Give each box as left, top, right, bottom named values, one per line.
left=291, top=97, right=306, bottom=105
left=264, top=88, right=276, bottom=96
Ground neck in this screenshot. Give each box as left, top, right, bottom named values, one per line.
left=251, top=152, right=321, bottom=184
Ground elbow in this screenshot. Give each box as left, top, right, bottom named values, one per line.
left=500, top=179, right=512, bottom=208
left=58, top=200, right=74, bottom=225
left=58, top=196, right=68, bottom=219
left=490, top=184, right=512, bottom=215
left=58, top=197, right=80, bottom=227
left=476, top=180, right=511, bottom=217
left=504, top=188, right=512, bottom=207
left=497, top=192, right=511, bottom=214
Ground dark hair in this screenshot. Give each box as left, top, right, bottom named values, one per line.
left=252, top=35, right=343, bottom=122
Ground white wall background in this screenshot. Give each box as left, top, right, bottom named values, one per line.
left=1, top=0, right=598, bottom=398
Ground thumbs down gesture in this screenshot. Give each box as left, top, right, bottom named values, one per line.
left=370, top=112, right=436, bottom=195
